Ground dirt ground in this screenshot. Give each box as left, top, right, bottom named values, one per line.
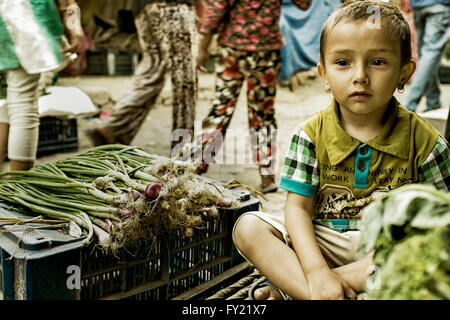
left=35, top=70, right=450, bottom=216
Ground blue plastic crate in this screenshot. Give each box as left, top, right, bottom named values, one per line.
left=0, top=208, right=85, bottom=300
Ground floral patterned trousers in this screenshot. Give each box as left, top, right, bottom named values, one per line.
left=200, top=46, right=281, bottom=176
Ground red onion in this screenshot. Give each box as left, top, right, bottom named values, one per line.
left=145, top=182, right=162, bottom=200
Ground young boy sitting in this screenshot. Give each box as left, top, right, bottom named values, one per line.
left=233, top=0, right=450, bottom=300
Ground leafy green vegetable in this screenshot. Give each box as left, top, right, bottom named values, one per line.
left=367, top=227, right=449, bottom=300
left=358, top=184, right=450, bottom=300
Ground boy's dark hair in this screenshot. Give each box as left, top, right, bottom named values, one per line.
left=320, top=0, right=412, bottom=67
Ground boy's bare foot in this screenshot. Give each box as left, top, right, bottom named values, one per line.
left=253, top=285, right=284, bottom=300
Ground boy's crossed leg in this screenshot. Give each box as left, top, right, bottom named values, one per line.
left=233, top=214, right=373, bottom=300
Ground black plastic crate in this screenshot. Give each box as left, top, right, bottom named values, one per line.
left=37, top=116, right=78, bottom=156
left=0, top=72, right=6, bottom=99
left=111, top=49, right=138, bottom=75
left=0, top=189, right=259, bottom=300
left=80, top=238, right=168, bottom=300
left=439, top=64, right=450, bottom=84
left=87, top=49, right=138, bottom=76
left=165, top=191, right=259, bottom=299
left=86, top=49, right=108, bottom=75
left=167, top=216, right=229, bottom=278
left=90, top=191, right=258, bottom=300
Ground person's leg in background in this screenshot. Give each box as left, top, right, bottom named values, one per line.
left=166, top=3, right=197, bottom=153
left=245, top=50, right=281, bottom=193
left=89, top=3, right=167, bottom=146
left=421, top=4, right=449, bottom=111
left=403, top=5, right=450, bottom=112
left=2, top=67, right=40, bottom=171
left=422, top=62, right=442, bottom=111
left=198, top=47, right=245, bottom=172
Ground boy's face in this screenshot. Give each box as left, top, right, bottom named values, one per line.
left=318, top=21, right=415, bottom=117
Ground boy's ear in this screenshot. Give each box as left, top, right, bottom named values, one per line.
left=317, top=63, right=329, bottom=88
left=399, top=60, right=416, bottom=87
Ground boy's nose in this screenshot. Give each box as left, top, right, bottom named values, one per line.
left=353, top=64, right=369, bottom=85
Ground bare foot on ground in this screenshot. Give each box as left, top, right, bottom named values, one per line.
left=254, top=285, right=284, bottom=300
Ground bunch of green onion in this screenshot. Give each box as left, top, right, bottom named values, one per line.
left=0, top=145, right=165, bottom=245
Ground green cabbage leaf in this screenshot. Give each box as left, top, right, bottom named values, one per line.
left=357, top=184, right=450, bottom=300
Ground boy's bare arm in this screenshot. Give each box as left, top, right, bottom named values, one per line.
left=285, top=192, right=356, bottom=300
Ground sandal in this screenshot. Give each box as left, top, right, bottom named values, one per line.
left=85, top=126, right=117, bottom=147
left=195, top=161, right=209, bottom=175
left=85, top=127, right=108, bottom=147
left=261, top=175, right=278, bottom=194
left=248, top=280, right=288, bottom=300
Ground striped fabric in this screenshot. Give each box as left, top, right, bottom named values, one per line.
left=0, top=0, right=63, bottom=73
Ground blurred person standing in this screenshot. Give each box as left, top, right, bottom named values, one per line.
left=402, top=0, right=450, bottom=112
left=87, top=0, right=200, bottom=154
left=196, top=0, right=313, bottom=193
left=0, top=0, right=83, bottom=171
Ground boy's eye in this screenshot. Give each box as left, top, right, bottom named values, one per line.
left=335, top=59, right=348, bottom=66
left=371, top=59, right=385, bottom=66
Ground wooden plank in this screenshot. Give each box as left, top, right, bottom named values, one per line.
left=171, top=261, right=252, bottom=300
left=99, top=279, right=168, bottom=300
left=169, top=256, right=231, bottom=282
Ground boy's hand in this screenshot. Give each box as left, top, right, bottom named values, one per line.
left=307, top=267, right=357, bottom=300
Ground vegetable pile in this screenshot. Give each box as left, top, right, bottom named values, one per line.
left=0, top=145, right=239, bottom=254
left=358, top=184, right=450, bottom=300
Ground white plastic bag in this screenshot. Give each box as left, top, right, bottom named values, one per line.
left=38, top=86, right=97, bottom=117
